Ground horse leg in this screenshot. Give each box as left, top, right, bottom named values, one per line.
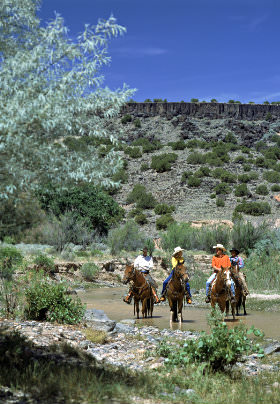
left=231, top=301, right=236, bottom=320
left=135, top=300, right=140, bottom=319
left=173, top=300, right=178, bottom=322
left=243, top=297, right=247, bottom=315
left=225, top=300, right=229, bottom=317
left=178, top=297, right=183, bottom=323
left=150, top=298, right=154, bottom=318
left=142, top=298, right=147, bottom=318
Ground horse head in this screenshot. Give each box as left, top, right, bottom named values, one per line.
left=122, top=264, right=135, bottom=284
left=220, top=266, right=231, bottom=289
left=174, top=263, right=189, bottom=283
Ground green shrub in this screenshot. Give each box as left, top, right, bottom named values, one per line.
left=151, top=153, right=178, bottom=172
left=263, top=147, right=280, bottom=161
left=156, top=214, right=175, bottom=230
left=187, top=176, right=202, bottom=187
left=125, top=146, right=142, bottom=159
left=140, top=163, right=149, bottom=171
left=132, top=138, right=161, bottom=153
left=243, top=164, right=251, bottom=172
left=216, top=198, right=225, bottom=207
left=181, top=171, right=192, bottom=183
left=33, top=254, right=55, bottom=273
left=170, top=140, right=186, bottom=150
left=187, top=152, right=206, bottom=165
left=3, top=236, right=16, bottom=244
left=81, top=263, right=100, bottom=281
left=134, top=119, right=141, bottom=128
left=161, top=223, right=230, bottom=253
left=24, top=275, right=85, bottom=324
left=271, top=184, right=280, bottom=192
left=0, top=246, right=23, bottom=269
left=204, top=153, right=224, bottom=166
left=235, top=201, right=271, bottom=216
left=135, top=213, right=148, bottom=225
left=255, top=141, right=267, bottom=152
left=154, top=204, right=175, bottom=215
left=121, top=114, right=132, bottom=124
left=108, top=221, right=146, bottom=255
left=210, top=193, right=216, bottom=199
left=194, top=166, right=211, bottom=177
left=212, top=168, right=224, bottom=178
left=214, top=182, right=231, bottom=195
left=112, top=168, right=128, bottom=184
left=255, top=157, right=270, bottom=168
left=234, top=155, right=246, bottom=163
left=126, top=184, right=157, bottom=209
left=128, top=207, right=143, bottom=218
left=263, top=171, right=280, bottom=183
left=231, top=221, right=269, bottom=255
left=126, top=184, right=146, bottom=204
left=255, top=184, right=269, bottom=195
left=190, top=98, right=199, bottom=103
left=234, top=184, right=249, bottom=197
left=36, top=184, right=124, bottom=235
left=224, top=132, right=238, bottom=144
left=156, top=309, right=263, bottom=371
left=220, top=171, right=236, bottom=183
left=238, top=174, right=250, bottom=183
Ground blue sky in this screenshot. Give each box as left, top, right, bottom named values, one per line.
left=40, top=0, right=280, bottom=103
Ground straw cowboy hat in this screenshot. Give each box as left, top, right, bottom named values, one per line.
left=172, top=246, right=184, bottom=256
left=213, top=244, right=226, bottom=251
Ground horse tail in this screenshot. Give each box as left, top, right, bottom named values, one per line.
left=134, top=300, right=136, bottom=316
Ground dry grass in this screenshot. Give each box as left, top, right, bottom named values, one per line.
left=84, top=328, right=108, bottom=344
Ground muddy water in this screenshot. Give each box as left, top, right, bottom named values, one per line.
left=79, top=287, right=280, bottom=339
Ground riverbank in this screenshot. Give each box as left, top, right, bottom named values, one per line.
left=1, top=309, right=280, bottom=404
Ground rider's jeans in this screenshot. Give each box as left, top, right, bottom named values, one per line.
left=206, top=273, right=235, bottom=296
left=161, top=269, right=191, bottom=296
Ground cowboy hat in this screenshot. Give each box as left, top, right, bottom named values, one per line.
left=172, top=246, right=184, bottom=256
left=213, top=244, right=226, bottom=251
left=230, top=248, right=240, bottom=255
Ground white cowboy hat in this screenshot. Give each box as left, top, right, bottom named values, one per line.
left=172, top=246, right=184, bottom=256
left=213, top=244, right=226, bottom=251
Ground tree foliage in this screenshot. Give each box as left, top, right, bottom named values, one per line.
left=0, top=0, right=134, bottom=199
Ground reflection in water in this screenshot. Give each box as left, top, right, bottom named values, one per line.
left=78, top=287, right=280, bottom=339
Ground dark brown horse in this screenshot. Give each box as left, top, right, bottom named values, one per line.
left=229, top=265, right=247, bottom=316
left=211, top=266, right=236, bottom=320
left=122, top=264, right=154, bottom=319
left=166, top=263, right=189, bottom=323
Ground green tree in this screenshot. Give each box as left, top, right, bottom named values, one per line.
left=0, top=1, right=134, bottom=200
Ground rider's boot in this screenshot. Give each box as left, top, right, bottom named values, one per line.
left=185, top=292, right=192, bottom=304
left=205, top=290, right=211, bottom=303
left=160, top=293, right=166, bottom=302
left=152, top=287, right=160, bottom=304
left=123, top=291, right=133, bottom=304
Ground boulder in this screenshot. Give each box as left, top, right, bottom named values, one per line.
left=84, top=309, right=116, bottom=332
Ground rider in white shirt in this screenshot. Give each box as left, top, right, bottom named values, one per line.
left=123, top=247, right=160, bottom=304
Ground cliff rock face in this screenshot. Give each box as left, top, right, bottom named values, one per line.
left=122, top=102, right=280, bottom=120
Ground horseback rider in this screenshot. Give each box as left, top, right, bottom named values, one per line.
left=123, top=246, right=160, bottom=304
left=205, top=244, right=236, bottom=304
left=230, top=248, right=249, bottom=296
left=160, top=246, right=192, bottom=303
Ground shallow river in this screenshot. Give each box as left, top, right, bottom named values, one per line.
left=79, top=287, right=280, bottom=339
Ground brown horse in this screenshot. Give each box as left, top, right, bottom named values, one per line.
left=166, top=263, right=189, bottom=323
left=211, top=266, right=236, bottom=320
left=122, top=264, right=154, bottom=319
left=229, top=265, right=247, bottom=316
